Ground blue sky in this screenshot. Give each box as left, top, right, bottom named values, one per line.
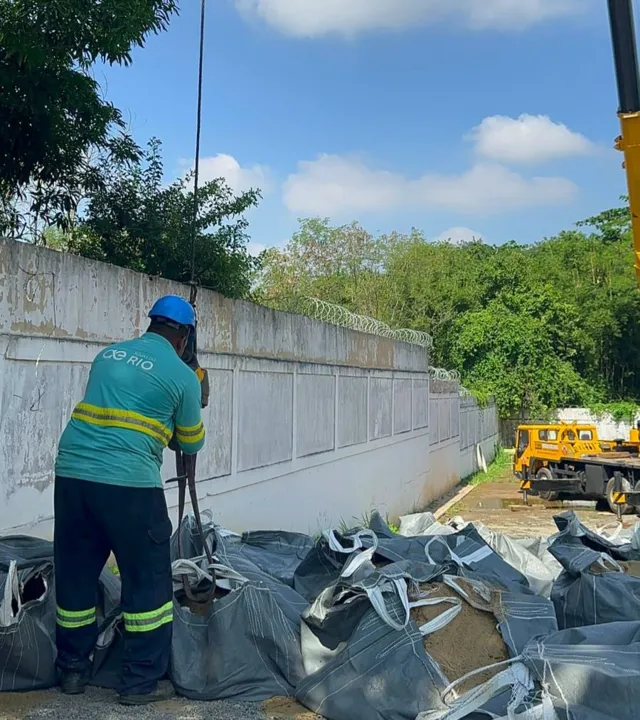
left=98, top=0, right=629, bottom=252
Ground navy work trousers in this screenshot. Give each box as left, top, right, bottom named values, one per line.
left=53, top=476, right=173, bottom=696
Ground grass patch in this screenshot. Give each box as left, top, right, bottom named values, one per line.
left=337, top=511, right=401, bottom=535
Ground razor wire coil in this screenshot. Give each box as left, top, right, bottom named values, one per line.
left=295, top=297, right=464, bottom=385
left=300, top=297, right=434, bottom=349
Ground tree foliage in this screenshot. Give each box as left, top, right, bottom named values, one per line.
left=64, top=139, right=261, bottom=299
left=0, top=0, right=178, bottom=237
left=256, top=218, right=385, bottom=313
left=257, top=202, right=640, bottom=417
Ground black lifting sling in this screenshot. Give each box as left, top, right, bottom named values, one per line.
left=166, top=301, right=216, bottom=607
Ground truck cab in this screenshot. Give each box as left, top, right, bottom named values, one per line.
left=514, top=422, right=602, bottom=481
left=514, top=421, right=640, bottom=514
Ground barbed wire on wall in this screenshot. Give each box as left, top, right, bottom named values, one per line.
left=428, top=367, right=461, bottom=382
left=299, top=297, right=434, bottom=350
left=296, top=297, right=467, bottom=389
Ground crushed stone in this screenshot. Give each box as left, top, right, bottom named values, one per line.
left=1, top=686, right=272, bottom=720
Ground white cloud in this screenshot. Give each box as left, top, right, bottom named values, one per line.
left=179, top=154, right=270, bottom=194
left=235, top=0, right=584, bottom=37
left=436, top=227, right=484, bottom=244
left=469, top=114, right=595, bottom=165
left=283, top=154, right=578, bottom=216
left=247, top=241, right=267, bottom=256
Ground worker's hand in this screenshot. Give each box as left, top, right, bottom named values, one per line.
left=183, top=352, right=209, bottom=409
left=195, top=366, right=209, bottom=409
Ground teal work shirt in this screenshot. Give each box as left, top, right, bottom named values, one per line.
left=55, top=332, right=205, bottom=488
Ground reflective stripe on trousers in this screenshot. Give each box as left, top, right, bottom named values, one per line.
left=123, top=601, right=173, bottom=633
left=56, top=605, right=97, bottom=629
left=71, top=402, right=173, bottom=445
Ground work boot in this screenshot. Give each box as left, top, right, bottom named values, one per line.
left=118, top=682, right=175, bottom=706
left=59, top=671, right=87, bottom=695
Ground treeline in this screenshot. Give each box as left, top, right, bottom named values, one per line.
left=254, top=206, right=640, bottom=418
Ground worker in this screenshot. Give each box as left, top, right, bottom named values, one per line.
left=52, top=295, right=206, bottom=705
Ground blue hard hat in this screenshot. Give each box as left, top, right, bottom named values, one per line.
left=148, top=295, right=196, bottom=328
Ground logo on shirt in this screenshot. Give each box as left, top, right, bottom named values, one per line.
left=103, top=348, right=155, bottom=371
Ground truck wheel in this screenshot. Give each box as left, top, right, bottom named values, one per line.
left=535, top=468, right=559, bottom=501
left=606, top=476, right=635, bottom=516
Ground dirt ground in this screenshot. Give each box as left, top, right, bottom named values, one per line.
left=438, top=467, right=623, bottom=537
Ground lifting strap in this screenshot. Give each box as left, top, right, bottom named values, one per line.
left=172, top=447, right=216, bottom=606
left=167, top=285, right=215, bottom=607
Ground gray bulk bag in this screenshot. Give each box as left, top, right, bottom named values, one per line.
left=0, top=536, right=57, bottom=691
left=549, top=512, right=640, bottom=628
left=296, top=549, right=556, bottom=720
left=520, top=621, right=640, bottom=720
left=170, top=559, right=306, bottom=701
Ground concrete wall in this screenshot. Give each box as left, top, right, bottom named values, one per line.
left=459, top=397, right=499, bottom=479
left=558, top=408, right=640, bottom=443
left=0, top=238, right=498, bottom=537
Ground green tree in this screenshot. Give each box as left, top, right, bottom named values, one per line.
left=450, top=298, right=597, bottom=417
left=576, top=196, right=631, bottom=243
left=0, top=0, right=177, bottom=237
left=67, top=139, right=262, bottom=299
left=381, top=234, right=493, bottom=366
left=256, top=217, right=386, bottom=314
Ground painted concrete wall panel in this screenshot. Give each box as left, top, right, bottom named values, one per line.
left=338, top=376, right=368, bottom=448
left=0, top=360, right=89, bottom=531
left=393, top=379, right=412, bottom=434
left=413, top=379, right=429, bottom=430
left=459, top=435, right=499, bottom=480
left=0, top=239, right=429, bottom=373
left=460, top=411, right=469, bottom=450
left=237, top=371, right=293, bottom=471
left=451, top=397, right=460, bottom=438
left=369, top=378, right=393, bottom=440
left=427, top=441, right=460, bottom=502
left=198, top=369, right=233, bottom=479
left=296, top=373, right=335, bottom=457
left=429, top=396, right=439, bottom=446
left=439, top=397, right=451, bottom=444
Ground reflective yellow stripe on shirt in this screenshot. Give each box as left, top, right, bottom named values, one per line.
left=72, top=403, right=173, bottom=446
left=175, top=421, right=205, bottom=445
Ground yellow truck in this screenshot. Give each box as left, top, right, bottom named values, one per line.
left=514, top=422, right=640, bottom=515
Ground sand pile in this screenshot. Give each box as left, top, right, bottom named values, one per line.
left=410, top=581, right=509, bottom=694
left=591, top=559, right=640, bottom=577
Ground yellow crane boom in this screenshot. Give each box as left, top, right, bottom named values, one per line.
left=609, top=0, right=640, bottom=279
